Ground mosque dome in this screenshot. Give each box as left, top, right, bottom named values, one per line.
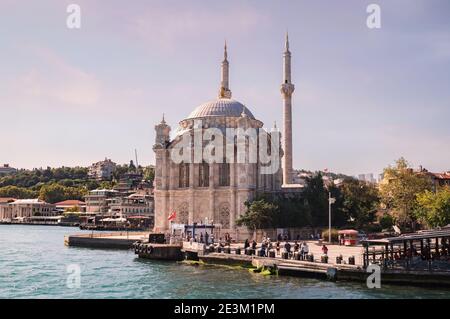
left=186, top=98, right=255, bottom=120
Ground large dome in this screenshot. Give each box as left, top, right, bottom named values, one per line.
left=186, top=98, right=255, bottom=120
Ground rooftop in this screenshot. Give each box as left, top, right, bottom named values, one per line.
left=186, top=98, right=255, bottom=120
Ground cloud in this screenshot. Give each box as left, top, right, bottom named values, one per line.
left=128, top=4, right=267, bottom=51
left=19, top=47, right=100, bottom=107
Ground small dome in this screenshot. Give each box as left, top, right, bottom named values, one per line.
left=186, top=98, right=255, bottom=120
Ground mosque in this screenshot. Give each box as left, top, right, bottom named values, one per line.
left=152, top=35, right=298, bottom=233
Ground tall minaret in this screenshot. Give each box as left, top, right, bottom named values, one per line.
left=219, top=41, right=232, bottom=99
left=280, top=33, right=295, bottom=185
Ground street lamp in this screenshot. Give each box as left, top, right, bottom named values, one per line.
left=328, top=191, right=336, bottom=244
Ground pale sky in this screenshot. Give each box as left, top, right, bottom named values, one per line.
left=1, top=0, right=449, bottom=176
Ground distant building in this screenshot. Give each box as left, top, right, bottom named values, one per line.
left=417, top=167, right=450, bottom=191
left=0, top=198, right=16, bottom=221
left=88, top=158, right=116, bottom=180
left=84, top=189, right=119, bottom=213
left=0, top=164, right=17, bottom=175
left=54, top=200, right=86, bottom=213
left=0, top=199, right=56, bottom=221
left=357, top=173, right=376, bottom=184
left=109, top=193, right=154, bottom=218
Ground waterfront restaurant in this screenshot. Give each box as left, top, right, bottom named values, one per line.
left=361, top=228, right=450, bottom=271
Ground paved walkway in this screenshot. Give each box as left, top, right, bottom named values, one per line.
left=218, top=240, right=365, bottom=266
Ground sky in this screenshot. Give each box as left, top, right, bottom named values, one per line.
left=0, top=0, right=449, bottom=176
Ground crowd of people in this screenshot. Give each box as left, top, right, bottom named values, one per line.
left=182, top=231, right=332, bottom=261
left=240, top=236, right=330, bottom=260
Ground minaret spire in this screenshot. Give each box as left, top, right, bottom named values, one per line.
left=285, top=31, right=290, bottom=52
left=219, top=40, right=232, bottom=99
left=281, top=33, right=295, bottom=185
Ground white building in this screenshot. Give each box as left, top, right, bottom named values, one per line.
left=153, top=37, right=297, bottom=233
left=0, top=164, right=17, bottom=175
left=88, top=158, right=116, bottom=180
left=0, top=199, right=56, bottom=222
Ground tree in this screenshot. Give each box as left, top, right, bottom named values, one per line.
left=415, top=187, right=450, bottom=228
left=379, top=157, right=432, bottom=230
left=303, top=173, right=328, bottom=226
left=339, top=179, right=379, bottom=229
left=236, top=199, right=278, bottom=231
left=39, top=183, right=87, bottom=204
left=0, top=186, right=38, bottom=199
left=143, top=166, right=155, bottom=184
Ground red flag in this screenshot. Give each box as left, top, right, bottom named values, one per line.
left=168, top=211, right=176, bottom=221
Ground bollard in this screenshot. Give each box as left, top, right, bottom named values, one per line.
left=294, top=252, right=301, bottom=260
left=209, top=245, right=215, bottom=253
left=268, top=250, right=276, bottom=258
left=235, top=248, right=241, bottom=255
left=282, top=251, right=289, bottom=259
left=308, top=254, right=314, bottom=262
left=336, top=256, right=342, bottom=264
left=224, top=247, right=231, bottom=254
left=321, top=255, right=328, bottom=263
left=217, top=246, right=222, bottom=253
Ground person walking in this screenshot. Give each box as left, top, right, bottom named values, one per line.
left=322, top=244, right=328, bottom=255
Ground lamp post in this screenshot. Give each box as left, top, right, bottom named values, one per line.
left=328, top=192, right=336, bottom=244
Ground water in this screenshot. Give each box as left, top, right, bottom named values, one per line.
left=0, top=225, right=448, bottom=299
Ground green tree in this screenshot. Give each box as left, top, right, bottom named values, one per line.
left=39, top=184, right=87, bottom=204
left=303, top=173, right=328, bottom=226
left=143, top=166, right=155, bottom=184
left=0, top=186, right=38, bottom=199
left=236, top=199, right=278, bottom=231
left=415, top=187, right=450, bottom=228
left=379, top=157, right=432, bottom=230
left=339, top=179, right=379, bottom=229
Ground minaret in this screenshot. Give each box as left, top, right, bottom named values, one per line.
left=219, top=41, right=232, bottom=99
left=280, top=33, right=295, bottom=185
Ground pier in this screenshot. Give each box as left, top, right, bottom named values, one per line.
left=64, top=232, right=149, bottom=249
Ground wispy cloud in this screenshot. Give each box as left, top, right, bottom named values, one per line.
left=5, top=46, right=101, bottom=109
left=128, top=4, right=267, bottom=51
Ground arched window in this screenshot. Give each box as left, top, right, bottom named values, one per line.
left=219, top=163, right=230, bottom=186
left=179, top=162, right=190, bottom=188
left=198, top=162, right=209, bottom=187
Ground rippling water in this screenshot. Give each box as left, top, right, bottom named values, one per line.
left=0, top=225, right=449, bottom=299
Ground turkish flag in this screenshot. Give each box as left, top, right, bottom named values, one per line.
left=167, top=211, right=176, bottom=221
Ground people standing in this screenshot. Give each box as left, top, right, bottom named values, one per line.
left=205, top=232, right=209, bottom=245
left=303, top=242, right=309, bottom=258
left=244, top=239, right=250, bottom=250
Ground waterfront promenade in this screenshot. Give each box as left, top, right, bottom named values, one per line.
left=66, top=231, right=364, bottom=265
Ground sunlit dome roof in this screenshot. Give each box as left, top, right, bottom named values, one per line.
left=186, top=98, right=255, bottom=120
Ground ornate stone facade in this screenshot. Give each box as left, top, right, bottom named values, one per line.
left=153, top=39, right=295, bottom=233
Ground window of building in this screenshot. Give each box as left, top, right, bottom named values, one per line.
left=179, top=162, right=190, bottom=188
left=219, top=163, right=230, bottom=186
left=198, top=162, right=210, bottom=187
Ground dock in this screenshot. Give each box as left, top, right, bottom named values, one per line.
left=64, top=232, right=148, bottom=249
